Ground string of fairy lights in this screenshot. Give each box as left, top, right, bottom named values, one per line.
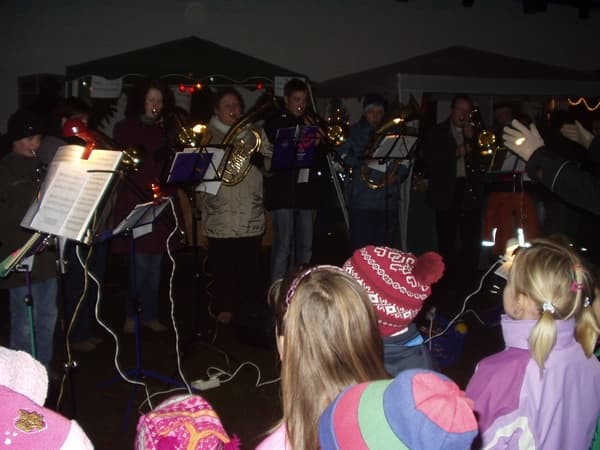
left=567, top=97, right=600, bottom=112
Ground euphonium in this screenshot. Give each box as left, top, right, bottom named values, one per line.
left=219, top=95, right=280, bottom=186
left=360, top=95, right=421, bottom=190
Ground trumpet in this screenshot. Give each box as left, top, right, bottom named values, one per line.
left=304, top=110, right=350, bottom=148
left=468, top=108, right=504, bottom=172
left=171, top=109, right=207, bottom=149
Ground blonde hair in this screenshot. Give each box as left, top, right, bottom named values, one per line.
left=508, top=238, right=600, bottom=372
left=269, top=266, right=388, bottom=450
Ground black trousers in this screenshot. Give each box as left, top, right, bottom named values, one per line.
left=434, top=179, right=482, bottom=299
left=207, top=236, right=263, bottom=318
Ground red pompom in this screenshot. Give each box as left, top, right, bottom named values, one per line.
left=412, top=252, right=445, bottom=286
left=224, top=435, right=241, bottom=450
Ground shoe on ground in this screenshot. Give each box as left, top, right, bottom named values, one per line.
left=143, top=320, right=168, bottom=332
left=216, top=311, right=233, bottom=325
left=89, top=336, right=103, bottom=345
left=71, top=339, right=97, bottom=353
left=123, top=318, right=135, bottom=334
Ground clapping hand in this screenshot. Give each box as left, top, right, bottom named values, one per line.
left=503, top=119, right=545, bottom=162
left=560, top=120, right=594, bottom=150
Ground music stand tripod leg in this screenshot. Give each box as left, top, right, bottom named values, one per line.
left=24, top=269, right=38, bottom=359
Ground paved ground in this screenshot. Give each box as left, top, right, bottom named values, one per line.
left=0, top=235, right=506, bottom=450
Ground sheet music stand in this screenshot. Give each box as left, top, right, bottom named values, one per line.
left=96, top=197, right=186, bottom=429
left=165, top=145, right=237, bottom=370
left=0, top=232, right=50, bottom=359
left=361, top=133, right=417, bottom=248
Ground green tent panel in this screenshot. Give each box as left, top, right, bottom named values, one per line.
left=65, top=36, right=304, bottom=84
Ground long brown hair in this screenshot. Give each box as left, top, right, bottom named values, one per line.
left=269, top=265, right=388, bottom=450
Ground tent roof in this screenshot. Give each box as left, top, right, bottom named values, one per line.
left=314, top=46, right=599, bottom=98
left=66, top=36, right=304, bottom=82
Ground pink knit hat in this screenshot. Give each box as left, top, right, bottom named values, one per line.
left=343, top=246, right=444, bottom=336
left=136, top=394, right=240, bottom=450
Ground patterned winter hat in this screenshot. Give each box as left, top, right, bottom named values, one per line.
left=318, top=369, right=478, bottom=450
left=136, top=394, right=240, bottom=450
left=343, top=246, right=444, bottom=336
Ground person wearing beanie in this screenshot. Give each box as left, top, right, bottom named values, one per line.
left=343, top=245, right=444, bottom=375
left=136, top=393, right=240, bottom=450
left=318, top=368, right=478, bottom=450
left=0, top=346, right=93, bottom=449
left=336, top=93, right=411, bottom=250
left=0, top=109, right=59, bottom=371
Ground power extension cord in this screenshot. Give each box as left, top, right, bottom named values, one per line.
left=191, top=376, right=221, bottom=391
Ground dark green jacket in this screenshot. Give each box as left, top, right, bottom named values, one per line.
left=0, top=152, right=56, bottom=289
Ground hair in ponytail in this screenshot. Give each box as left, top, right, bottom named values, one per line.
left=509, top=238, right=599, bottom=372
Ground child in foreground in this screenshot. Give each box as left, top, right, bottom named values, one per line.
left=257, top=265, right=389, bottom=450
left=319, top=368, right=478, bottom=450
left=466, top=238, right=600, bottom=449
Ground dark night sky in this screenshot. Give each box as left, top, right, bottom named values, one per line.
left=1, top=0, right=598, bottom=127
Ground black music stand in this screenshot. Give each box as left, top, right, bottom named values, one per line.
left=165, top=146, right=240, bottom=369
left=167, top=147, right=223, bottom=334
left=96, top=197, right=187, bottom=429
left=0, top=232, right=50, bottom=360
left=361, top=132, right=416, bottom=248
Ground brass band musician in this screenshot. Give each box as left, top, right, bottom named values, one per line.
left=336, top=94, right=411, bottom=250
left=202, top=87, right=272, bottom=326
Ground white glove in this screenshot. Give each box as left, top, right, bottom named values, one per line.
left=502, top=119, right=545, bottom=162
left=560, top=120, right=594, bottom=150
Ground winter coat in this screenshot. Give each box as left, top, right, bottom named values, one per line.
left=337, top=118, right=409, bottom=211
left=263, top=110, right=325, bottom=210
left=201, top=116, right=266, bottom=239
left=466, top=315, right=600, bottom=450
left=110, top=116, right=178, bottom=254
left=525, top=135, right=600, bottom=215
left=0, top=152, right=56, bottom=289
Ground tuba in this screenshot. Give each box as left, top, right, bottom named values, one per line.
left=360, top=95, right=421, bottom=190
left=218, top=95, right=280, bottom=186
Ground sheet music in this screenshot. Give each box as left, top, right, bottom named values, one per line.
left=112, top=199, right=171, bottom=239
left=368, top=135, right=417, bottom=173
left=22, top=145, right=122, bottom=242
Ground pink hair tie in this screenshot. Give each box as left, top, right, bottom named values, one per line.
left=570, top=281, right=584, bottom=292
left=285, top=265, right=346, bottom=306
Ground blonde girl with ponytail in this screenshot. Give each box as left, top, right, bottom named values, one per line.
left=467, top=238, right=600, bottom=450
